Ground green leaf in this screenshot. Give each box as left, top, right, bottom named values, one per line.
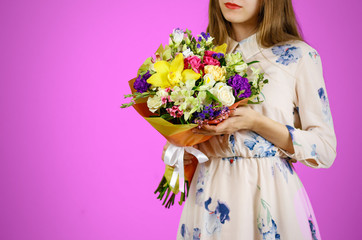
left=120, top=102, right=134, bottom=108
left=247, top=60, right=259, bottom=66
left=205, top=90, right=221, bottom=104
left=137, top=57, right=153, bottom=76
left=236, top=89, right=245, bottom=97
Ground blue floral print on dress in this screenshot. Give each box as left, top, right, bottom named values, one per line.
left=308, top=214, right=319, bottom=240
left=286, top=125, right=302, bottom=147
left=204, top=197, right=231, bottom=235
left=271, top=44, right=302, bottom=66
left=275, top=158, right=294, bottom=183
left=318, top=87, right=333, bottom=126
left=311, top=144, right=319, bottom=161
left=181, top=224, right=190, bottom=240
left=221, top=134, right=239, bottom=164
left=229, top=134, right=235, bottom=153
left=286, top=125, right=295, bottom=141
left=180, top=224, right=201, bottom=240
left=244, top=131, right=276, bottom=157
left=195, top=164, right=208, bottom=206
left=193, top=228, right=201, bottom=240
left=260, top=219, right=281, bottom=240
left=309, top=51, right=320, bottom=64
left=257, top=198, right=281, bottom=240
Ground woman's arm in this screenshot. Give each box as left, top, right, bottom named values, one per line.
left=193, top=48, right=337, bottom=169
left=192, top=105, right=297, bottom=159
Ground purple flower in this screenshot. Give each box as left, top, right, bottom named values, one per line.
left=204, top=105, right=214, bottom=117
left=196, top=105, right=229, bottom=120
left=197, top=43, right=201, bottom=49
left=201, top=32, right=210, bottom=41
left=133, top=71, right=151, bottom=93
left=212, top=53, right=224, bottom=58
left=228, top=74, right=251, bottom=98
left=198, top=113, right=205, bottom=119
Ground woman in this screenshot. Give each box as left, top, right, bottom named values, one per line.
left=164, top=0, right=337, bottom=239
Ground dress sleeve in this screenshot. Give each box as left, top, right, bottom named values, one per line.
left=278, top=48, right=337, bottom=169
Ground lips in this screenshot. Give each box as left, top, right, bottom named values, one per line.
left=225, top=2, right=242, bottom=9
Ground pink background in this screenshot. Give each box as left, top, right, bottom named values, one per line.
left=0, top=0, right=361, bottom=239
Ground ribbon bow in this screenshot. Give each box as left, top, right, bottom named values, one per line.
left=163, top=143, right=209, bottom=193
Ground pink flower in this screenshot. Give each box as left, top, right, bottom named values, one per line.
left=203, top=56, right=220, bottom=66
left=184, top=56, right=203, bottom=73
left=166, top=105, right=183, bottom=118
left=161, top=97, right=168, bottom=104
left=161, top=96, right=171, bottom=104
left=176, top=110, right=183, bottom=118
left=204, top=50, right=217, bottom=57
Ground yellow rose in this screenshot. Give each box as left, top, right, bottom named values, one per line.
left=204, top=65, right=226, bottom=82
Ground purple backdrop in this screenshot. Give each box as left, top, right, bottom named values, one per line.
left=0, top=0, right=361, bottom=239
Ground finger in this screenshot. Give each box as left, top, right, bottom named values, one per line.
left=203, top=122, right=227, bottom=133
left=229, top=106, right=246, bottom=117
left=192, top=123, right=226, bottom=135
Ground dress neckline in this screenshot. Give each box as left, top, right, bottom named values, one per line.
left=238, top=32, right=257, bottom=45
left=226, top=32, right=266, bottom=60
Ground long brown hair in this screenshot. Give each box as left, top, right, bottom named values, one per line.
left=207, top=0, right=304, bottom=51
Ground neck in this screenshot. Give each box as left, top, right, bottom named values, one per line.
left=231, top=21, right=258, bottom=42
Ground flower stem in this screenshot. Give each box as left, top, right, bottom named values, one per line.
left=154, top=176, right=192, bottom=208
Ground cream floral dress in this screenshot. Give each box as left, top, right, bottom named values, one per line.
left=176, top=33, right=337, bottom=240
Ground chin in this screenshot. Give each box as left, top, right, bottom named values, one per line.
left=224, top=15, right=248, bottom=24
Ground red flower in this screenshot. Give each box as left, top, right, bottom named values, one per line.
left=203, top=56, right=220, bottom=66
left=184, top=56, right=203, bottom=73
left=204, top=50, right=217, bottom=57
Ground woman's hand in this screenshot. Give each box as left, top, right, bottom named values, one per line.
left=162, top=141, right=197, bottom=166
left=192, top=105, right=262, bottom=135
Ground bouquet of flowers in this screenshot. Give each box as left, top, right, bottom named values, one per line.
left=121, top=28, right=268, bottom=208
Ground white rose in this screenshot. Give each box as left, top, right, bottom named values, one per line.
left=172, top=28, right=184, bottom=44
left=217, top=86, right=235, bottom=107
left=209, top=82, right=224, bottom=96
left=147, top=95, right=162, bottom=113
left=214, top=82, right=226, bottom=89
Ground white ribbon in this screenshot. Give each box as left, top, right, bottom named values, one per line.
left=163, top=143, right=209, bottom=193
